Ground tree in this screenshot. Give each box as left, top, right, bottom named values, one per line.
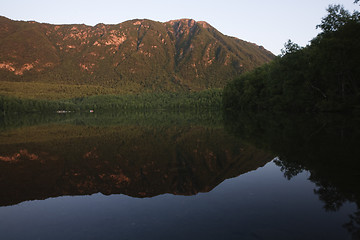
left=223, top=4, right=360, bottom=112
left=280, top=40, right=301, bottom=56
left=317, top=5, right=351, bottom=32
left=317, top=5, right=360, bottom=33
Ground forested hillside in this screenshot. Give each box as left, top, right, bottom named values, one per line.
left=223, top=5, right=360, bottom=112
left=0, top=17, right=273, bottom=95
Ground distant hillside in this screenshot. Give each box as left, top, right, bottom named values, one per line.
left=0, top=16, right=273, bottom=97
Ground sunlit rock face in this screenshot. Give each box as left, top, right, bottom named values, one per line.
left=0, top=16, right=274, bottom=90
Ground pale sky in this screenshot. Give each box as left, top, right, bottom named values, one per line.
left=1, top=0, right=359, bottom=55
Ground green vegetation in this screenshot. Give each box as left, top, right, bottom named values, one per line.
left=0, top=81, right=122, bottom=99
left=0, top=17, right=273, bottom=92
left=0, top=89, right=222, bottom=113
left=0, top=17, right=273, bottom=113
left=223, top=5, right=360, bottom=112
left=0, top=109, right=224, bottom=133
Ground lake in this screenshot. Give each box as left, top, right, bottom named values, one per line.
left=0, top=110, right=359, bottom=240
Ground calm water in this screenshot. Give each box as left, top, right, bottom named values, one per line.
left=0, top=111, right=359, bottom=240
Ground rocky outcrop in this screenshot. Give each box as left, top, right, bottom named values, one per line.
left=0, top=16, right=274, bottom=91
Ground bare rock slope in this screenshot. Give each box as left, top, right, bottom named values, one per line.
left=0, top=16, right=274, bottom=91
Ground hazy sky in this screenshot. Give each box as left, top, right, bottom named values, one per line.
left=1, top=0, right=359, bottom=54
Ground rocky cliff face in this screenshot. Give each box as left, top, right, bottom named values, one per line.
left=0, top=16, right=274, bottom=91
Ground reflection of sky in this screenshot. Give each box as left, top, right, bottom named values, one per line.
left=0, top=161, right=355, bottom=240
left=1, top=0, right=359, bottom=55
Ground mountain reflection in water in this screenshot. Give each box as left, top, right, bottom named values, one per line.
left=0, top=111, right=271, bottom=206
left=0, top=110, right=359, bottom=239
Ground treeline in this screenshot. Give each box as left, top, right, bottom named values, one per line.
left=223, top=5, right=360, bottom=112
left=0, top=110, right=224, bottom=133
left=0, top=89, right=222, bottom=113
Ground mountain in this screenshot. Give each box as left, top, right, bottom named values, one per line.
left=0, top=16, right=274, bottom=96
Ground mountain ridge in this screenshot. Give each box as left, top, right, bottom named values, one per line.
left=0, top=16, right=274, bottom=94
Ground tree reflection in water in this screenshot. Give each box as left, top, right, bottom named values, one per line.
left=224, top=111, right=360, bottom=239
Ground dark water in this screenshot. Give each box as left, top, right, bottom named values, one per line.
left=0, top=111, right=359, bottom=240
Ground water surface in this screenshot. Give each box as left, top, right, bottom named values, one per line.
left=0, top=111, right=359, bottom=239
